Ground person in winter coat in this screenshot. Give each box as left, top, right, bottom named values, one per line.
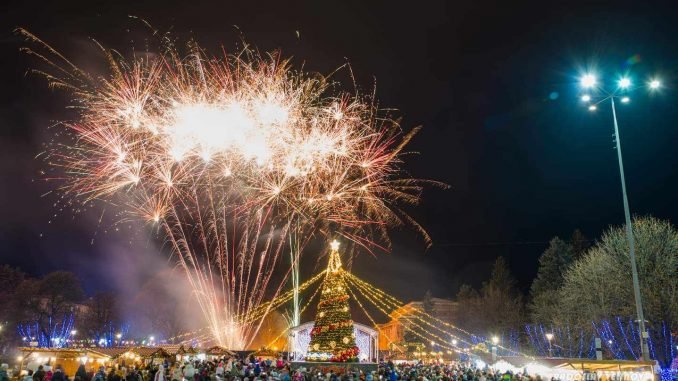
left=183, top=364, right=195, bottom=381
left=76, top=365, right=87, bottom=381
left=94, top=367, right=106, bottom=381
left=35, top=366, right=46, bottom=381
left=154, top=366, right=166, bottom=381
left=0, top=364, right=9, bottom=381
left=24, top=369, right=35, bottom=381
left=171, top=366, right=183, bottom=381
left=52, top=366, right=66, bottom=381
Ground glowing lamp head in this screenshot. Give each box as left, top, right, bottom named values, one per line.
left=621, top=96, right=630, bottom=104
left=649, top=79, right=661, bottom=89
left=70, top=330, right=77, bottom=335
left=491, top=336, right=499, bottom=344
left=580, top=74, right=597, bottom=88
left=618, top=77, right=631, bottom=89
left=452, top=339, right=458, bottom=346
left=581, top=94, right=591, bottom=102
left=116, top=333, right=122, bottom=339
left=588, top=105, right=597, bottom=112
left=545, top=333, right=554, bottom=341
left=330, top=239, right=340, bottom=251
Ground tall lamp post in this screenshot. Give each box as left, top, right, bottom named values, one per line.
left=545, top=333, right=554, bottom=358
left=578, top=73, right=662, bottom=361
left=491, top=336, right=499, bottom=363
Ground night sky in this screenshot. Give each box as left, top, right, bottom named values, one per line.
left=2, top=0, right=677, bottom=303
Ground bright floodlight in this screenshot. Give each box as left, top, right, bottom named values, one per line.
left=581, top=94, right=591, bottom=102
left=588, top=105, right=597, bottom=111
left=581, top=74, right=597, bottom=88
left=492, top=336, right=499, bottom=344
left=618, top=77, right=631, bottom=89
left=621, top=96, right=630, bottom=103
left=650, top=79, right=661, bottom=89
left=545, top=333, right=554, bottom=341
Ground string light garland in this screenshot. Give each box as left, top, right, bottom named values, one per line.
left=238, top=271, right=325, bottom=323
left=345, top=271, right=530, bottom=357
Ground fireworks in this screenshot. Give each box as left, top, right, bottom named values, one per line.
left=20, top=28, right=434, bottom=347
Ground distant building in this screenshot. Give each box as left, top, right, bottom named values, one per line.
left=376, top=297, right=459, bottom=351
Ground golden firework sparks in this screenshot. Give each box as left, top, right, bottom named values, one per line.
left=19, top=27, right=440, bottom=348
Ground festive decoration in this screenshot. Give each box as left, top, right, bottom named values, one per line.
left=306, top=240, right=359, bottom=362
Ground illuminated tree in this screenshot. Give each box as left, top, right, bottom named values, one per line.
left=306, top=241, right=358, bottom=362
left=15, top=271, right=83, bottom=347
left=559, top=217, right=678, bottom=328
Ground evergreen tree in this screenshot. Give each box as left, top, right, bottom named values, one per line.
left=455, top=284, right=481, bottom=333
left=486, top=256, right=517, bottom=291
left=306, top=241, right=358, bottom=362
left=479, top=257, right=523, bottom=334
left=529, top=237, right=573, bottom=322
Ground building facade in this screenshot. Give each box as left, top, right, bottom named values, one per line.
left=376, top=297, right=460, bottom=351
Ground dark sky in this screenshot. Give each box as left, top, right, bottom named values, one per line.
left=1, top=0, right=677, bottom=303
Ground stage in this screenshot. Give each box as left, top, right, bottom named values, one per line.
left=290, top=361, right=379, bottom=374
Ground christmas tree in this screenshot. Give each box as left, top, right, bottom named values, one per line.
left=305, top=240, right=359, bottom=362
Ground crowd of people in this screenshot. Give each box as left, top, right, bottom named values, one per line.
left=1, top=357, right=546, bottom=381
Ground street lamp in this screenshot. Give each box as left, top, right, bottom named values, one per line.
left=577, top=71, right=662, bottom=361
left=452, top=339, right=458, bottom=346
left=545, top=333, right=554, bottom=357
left=581, top=74, right=597, bottom=88
left=491, top=336, right=499, bottom=363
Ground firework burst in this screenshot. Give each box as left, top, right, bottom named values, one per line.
left=19, top=28, right=438, bottom=347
